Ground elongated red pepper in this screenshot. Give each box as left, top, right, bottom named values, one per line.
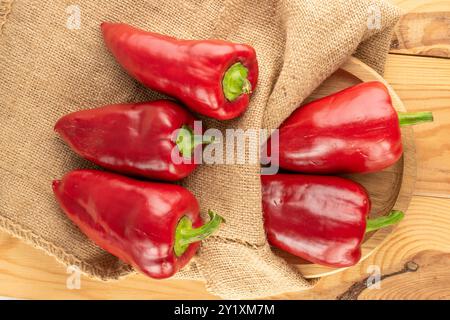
left=53, top=170, right=223, bottom=279
left=101, top=22, right=258, bottom=120
left=265, top=81, right=433, bottom=174
left=262, top=174, right=404, bottom=267
left=55, top=100, right=212, bottom=181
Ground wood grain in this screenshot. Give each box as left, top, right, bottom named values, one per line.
left=391, top=0, right=450, bottom=12
left=3, top=194, right=448, bottom=299
left=0, top=0, right=449, bottom=300
left=0, top=53, right=448, bottom=300
left=280, top=196, right=450, bottom=299
left=384, top=54, right=450, bottom=197
left=286, top=57, right=416, bottom=278
left=391, top=12, right=450, bottom=58
left=389, top=0, right=450, bottom=58
left=358, top=250, right=450, bottom=299
left=0, top=233, right=214, bottom=300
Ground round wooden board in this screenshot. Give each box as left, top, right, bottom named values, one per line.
left=274, top=57, right=417, bottom=279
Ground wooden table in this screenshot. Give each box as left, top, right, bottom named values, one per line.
left=1, top=0, right=449, bottom=300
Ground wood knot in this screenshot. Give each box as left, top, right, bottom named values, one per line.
left=390, top=39, right=400, bottom=49
left=405, top=261, right=419, bottom=272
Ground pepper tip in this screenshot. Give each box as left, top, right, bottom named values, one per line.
left=100, top=22, right=112, bottom=32
left=52, top=180, right=61, bottom=191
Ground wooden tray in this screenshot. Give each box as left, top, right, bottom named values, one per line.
left=274, top=57, right=417, bottom=279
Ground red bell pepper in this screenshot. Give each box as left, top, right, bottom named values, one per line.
left=265, top=81, right=433, bottom=174
left=53, top=170, right=224, bottom=279
left=262, top=174, right=404, bottom=267
left=101, top=22, right=258, bottom=120
left=55, top=100, right=212, bottom=181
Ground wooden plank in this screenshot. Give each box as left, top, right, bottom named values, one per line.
left=356, top=250, right=450, bottom=299
left=391, top=12, right=450, bottom=58
left=291, top=57, right=416, bottom=278
left=0, top=1, right=449, bottom=299
left=0, top=232, right=215, bottom=299
left=391, top=0, right=450, bottom=12
left=1, top=195, right=449, bottom=299
left=384, top=54, right=450, bottom=197
left=282, top=196, right=450, bottom=299
left=1, top=46, right=449, bottom=301
left=389, top=0, right=450, bottom=58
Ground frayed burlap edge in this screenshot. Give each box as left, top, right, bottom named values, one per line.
left=0, top=0, right=242, bottom=289
left=0, top=0, right=134, bottom=287
left=0, top=214, right=134, bottom=280
left=194, top=239, right=319, bottom=299
left=0, top=0, right=13, bottom=33
left=0, top=0, right=263, bottom=289
left=0, top=211, right=217, bottom=282
left=0, top=0, right=401, bottom=299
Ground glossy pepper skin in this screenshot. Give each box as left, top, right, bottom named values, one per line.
left=262, top=174, right=371, bottom=267
left=101, top=22, right=258, bottom=120
left=53, top=170, right=223, bottom=279
left=55, top=100, right=204, bottom=181
left=262, top=174, right=404, bottom=267
left=266, top=81, right=433, bottom=174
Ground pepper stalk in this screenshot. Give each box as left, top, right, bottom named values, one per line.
left=176, top=125, right=215, bottom=159
left=398, top=112, right=433, bottom=126
left=174, top=210, right=224, bottom=257
left=365, top=210, right=405, bottom=233
left=222, top=62, right=252, bottom=101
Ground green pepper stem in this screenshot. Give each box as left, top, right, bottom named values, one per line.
left=398, top=112, right=433, bottom=127
left=174, top=210, right=224, bottom=257
left=176, top=125, right=215, bottom=158
left=365, top=210, right=405, bottom=233
left=222, top=62, right=252, bottom=102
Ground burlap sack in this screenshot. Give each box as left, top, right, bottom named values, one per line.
left=0, top=0, right=401, bottom=299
